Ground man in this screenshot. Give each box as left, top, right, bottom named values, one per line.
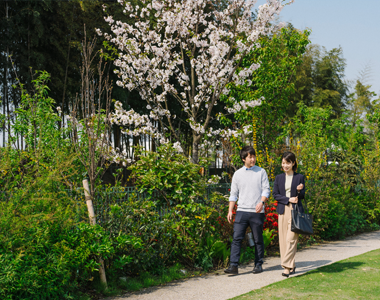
left=224, top=146, right=270, bottom=275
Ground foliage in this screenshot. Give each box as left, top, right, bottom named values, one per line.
left=129, top=144, right=208, bottom=207
left=347, top=79, right=376, bottom=128
left=290, top=44, right=348, bottom=118
left=304, top=181, right=378, bottom=240
left=195, top=234, right=230, bottom=271
left=363, top=107, right=380, bottom=208
left=220, top=25, right=311, bottom=168
left=101, top=191, right=230, bottom=273
left=0, top=188, right=141, bottom=299
left=282, top=104, right=380, bottom=241
left=263, top=229, right=276, bottom=249
left=0, top=72, right=141, bottom=299
left=286, top=103, right=365, bottom=183
left=0, top=146, right=142, bottom=300
left=10, top=71, right=68, bottom=151
left=100, top=162, right=231, bottom=274
left=0, top=71, right=78, bottom=191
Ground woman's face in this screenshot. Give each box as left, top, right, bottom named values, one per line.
left=282, top=158, right=295, bottom=173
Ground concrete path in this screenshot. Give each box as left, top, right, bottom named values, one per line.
left=107, top=230, right=380, bottom=300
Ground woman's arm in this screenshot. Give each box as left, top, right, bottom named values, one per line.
left=297, top=174, right=306, bottom=200
left=272, top=175, right=289, bottom=205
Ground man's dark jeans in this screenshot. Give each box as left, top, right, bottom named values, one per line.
left=230, top=211, right=265, bottom=267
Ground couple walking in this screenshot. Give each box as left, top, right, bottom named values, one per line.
left=224, top=146, right=305, bottom=277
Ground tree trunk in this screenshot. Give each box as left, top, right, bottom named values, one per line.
left=82, top=179, right=107, bottom=289
left=114, top=125, right=121, bottom=149
left=61, top=5, right=74, bottom=127
left=3, top=65, right=7, bottom=147
left=6, top=61, right=10, bottom=142
left=191, top=133, right=201, bottom=164
left=3, top=1, right=9, bottom=147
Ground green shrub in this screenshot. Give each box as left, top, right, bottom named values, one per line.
left=0, top=185, right=141, bottom=300
left=306, top=180, right=378, bottom=241
left=99, top=145, right=232, bottom=274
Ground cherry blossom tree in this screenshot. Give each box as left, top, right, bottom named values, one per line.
left=99, top=0, right=293, bottom=163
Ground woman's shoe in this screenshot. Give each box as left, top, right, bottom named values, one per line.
left=290, top=267, right=296, bottom=275
left=282, top=268, right=290, bottom=277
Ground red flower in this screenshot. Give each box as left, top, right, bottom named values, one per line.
left=273, top=222, right=278, bottom=227
left=271, top=207, right=276, bottom=211
left=273, top=214, right=278, bottom=220
left=267, top=213, right=273, bottom=217
left=274, top=201, right=278, bottom=206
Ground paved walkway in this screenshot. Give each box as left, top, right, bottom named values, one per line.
left=107, top=230, right=380, bottom=300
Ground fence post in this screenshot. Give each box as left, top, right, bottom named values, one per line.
left=82, top=179, right=108, bottom=289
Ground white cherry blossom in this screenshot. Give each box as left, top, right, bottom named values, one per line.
left=100, top=0, right=292, bottom=162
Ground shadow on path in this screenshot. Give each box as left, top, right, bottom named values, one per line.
left=225, top=259, right=333, bottom=276
left=300, top=261, right=365, bottom=275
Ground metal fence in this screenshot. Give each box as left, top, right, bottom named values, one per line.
left=1, top=180, right=378, bottom=227
left=0, top=184, right=232, bottom=226
left=89, top=183, right=232, bottom=225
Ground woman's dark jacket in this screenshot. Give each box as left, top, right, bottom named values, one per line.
left=272, top=172, right=306, bottom=215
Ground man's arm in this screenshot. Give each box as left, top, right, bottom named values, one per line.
left=227, top=200, right=236, bottom=223
left=255, top=170, right=270, bottom=213
left=227, top=174, right=238, bottom=223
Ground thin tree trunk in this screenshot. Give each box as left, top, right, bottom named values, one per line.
left=82, top=179, right=107, bottom=288
left=6, top=14, right=10, bottom=144
left=114, top=125, right=120, bottom=149
left=6, top=60, right=10, bottom=143
left=3, top=67, right=6, bottom=147
left=28, top=1, right=30, bottom=77
left=3, top=1, right=9, bottom=147
left=192, top=133, right=201, bottom=164
left=61, top=5, right=74, bottom=127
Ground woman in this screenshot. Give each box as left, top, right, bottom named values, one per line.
left=272, top=151, right=305, bottom=277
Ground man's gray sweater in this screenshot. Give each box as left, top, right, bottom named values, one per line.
left=229, top=165, right=270, bottom=213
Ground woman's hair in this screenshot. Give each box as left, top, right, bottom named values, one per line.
left=240, top=146, right=256, bottom=161
left=282, top=151, right=297, bottom=171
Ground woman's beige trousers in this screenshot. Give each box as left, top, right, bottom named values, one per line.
left=278, top=203, right=299, bottom=269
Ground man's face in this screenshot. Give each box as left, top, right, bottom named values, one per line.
left=243, top=153, right=256, bottom=168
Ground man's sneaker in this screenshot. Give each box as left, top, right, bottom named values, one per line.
left=252, top=264, right=263, bottom=274
left=224, top=265, right=238, bottom=275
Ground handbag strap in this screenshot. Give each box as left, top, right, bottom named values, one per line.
left=297, top=190, right=309, bottom=213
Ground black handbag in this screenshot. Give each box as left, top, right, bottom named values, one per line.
left=291, top=192, right=313, bottom=235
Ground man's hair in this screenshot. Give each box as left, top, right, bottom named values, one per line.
left=240, top=146, right=256, bottom=161
left=282, top=151, right=298, bottom=171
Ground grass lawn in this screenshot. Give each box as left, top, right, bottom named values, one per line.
left=232, top=249, right=380, bottom=300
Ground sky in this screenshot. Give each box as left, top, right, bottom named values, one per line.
left=256, top=0, right=380, bottom=95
